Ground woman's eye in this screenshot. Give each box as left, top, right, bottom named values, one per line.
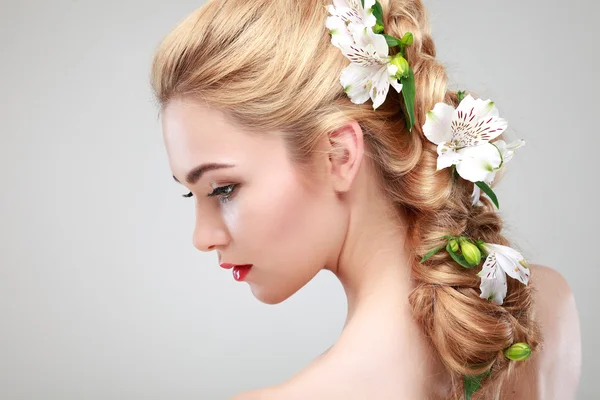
left=207, top=184, right=238, bottom=203
left=182, top=184, right=239, bottom=203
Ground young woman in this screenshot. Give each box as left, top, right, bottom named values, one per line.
left=150, top=0, right=581, bottom=398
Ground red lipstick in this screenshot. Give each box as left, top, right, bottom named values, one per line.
left=220, top=263, right=253, bottom=281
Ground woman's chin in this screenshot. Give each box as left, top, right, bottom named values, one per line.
left=249, top=285, right=294, bottom=305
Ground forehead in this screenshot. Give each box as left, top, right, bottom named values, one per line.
left=161, top=98, right=281, bottom=180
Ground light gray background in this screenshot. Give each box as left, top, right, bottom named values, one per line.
left=1, top=0, right=597, bottom=398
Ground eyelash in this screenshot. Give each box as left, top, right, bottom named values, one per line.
left=182, top=184, right=238, bottom=203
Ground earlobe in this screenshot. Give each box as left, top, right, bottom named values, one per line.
left=327, top=120, right=364, bottom=193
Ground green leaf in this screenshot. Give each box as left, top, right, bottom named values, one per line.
left=383, top=34, right=401, bottom=47
left=420, top=245, right=445, bottom=263
left=475, top=181, right=500, bottom=209
left=457, top=90, right=466, bottom=103
left=400, top=67, right=416, bottom=132
left=361, top=0, right=365, bottom=7
left=373, top=1, right=384, bottom=27
left=464, top=371, right=490, bottom=400
left=446, top=242, right=476, bottom=269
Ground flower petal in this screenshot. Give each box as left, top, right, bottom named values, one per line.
left=389, top=77, right=403, bottom=93
left=471, top=184, right=482, bottom=206
left=495, top=252, right=530, bottom=285
left=363, top=0, right=376, bottom=10
left=484, top=243, right=530, bottom=285
left=347, top=24, right=389, bottom=60
left=340, top=43, right=384, bottom=67
left=494, top=139, right=526, bottom=164
left=329, top=0, right=376, bottom=29
left=326, top=16, right=354, bottom=49
left=370, top=66, right=391, bottom=110
left=450, top=95, right=508, bottom=147
left=436, top=143, right=462, bottom=170
left=340, top=63, right=381, bottom=105
left=455, top=143, right=502, bottom=183
left=484, top=243, right=523, bottom=262
left=452, top=115, right=508, bottom=147
left=330, top=0, right=373, bottom=27
left=423, top=102, right=455, bottom=145
left=456, top=94, right=499, bottom=120
left=477, top=253, right=508, bottom=305
left=358, top=0, right=377, bottom=28
left=328, top=4, right=358, bottom=24
left=370, top=28, right=389, bottom=58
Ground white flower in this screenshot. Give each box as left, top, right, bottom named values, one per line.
left=326, top=1, right=403, bottom=110
left=477, top=243, right=530, bottom=305
left=423, top=94, right=513, bottom=183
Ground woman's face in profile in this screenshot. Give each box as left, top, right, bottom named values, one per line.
left=161, top=98, right=347, bottom=304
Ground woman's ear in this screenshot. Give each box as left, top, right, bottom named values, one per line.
left=326, top=120, right=365, bottom=193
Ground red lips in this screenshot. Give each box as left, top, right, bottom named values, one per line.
left=219, top=263, right=253, bottom=281
left=220, top=263, right=253, bottom=269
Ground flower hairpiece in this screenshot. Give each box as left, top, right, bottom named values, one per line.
left=419, top=93, right=530, bottom=397
left=421, top=235, right=530, bottom=306
left=326, top=0, right=417, bottom=131
left=326, top=3, right=531, bottom=397
left=422, top=90, right=526, bottom=209
left=420, top=234, right=532, bottom=398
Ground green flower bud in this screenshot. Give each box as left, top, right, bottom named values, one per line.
left=460, top=239, right=481, bottom=266
left=390, top=54, right=409, bottom=79
left=449, top=239, right=459, bottom=253
left=373, top=23, right=384, bottom=34
left=400, top=32, right=414, bottom=46
left=504, top=342, right=531, bottom=361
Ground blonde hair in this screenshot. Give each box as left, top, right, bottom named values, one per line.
left=150, top=0, right=542, bottom=398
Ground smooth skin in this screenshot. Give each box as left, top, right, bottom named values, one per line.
left=161, top=97, right=582, bottom=400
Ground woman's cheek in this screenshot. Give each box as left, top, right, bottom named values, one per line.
left=221, top=201, right=240, bottom=234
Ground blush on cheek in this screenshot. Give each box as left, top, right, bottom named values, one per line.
left=258, top=180, right=314, bottom=242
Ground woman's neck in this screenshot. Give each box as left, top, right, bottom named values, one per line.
left=324, top=168, right=415, bottom=327
left=320, top=170, right=453, bottom=398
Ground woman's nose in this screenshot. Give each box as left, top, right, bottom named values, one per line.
left=192, top=215, right=230, bottom=252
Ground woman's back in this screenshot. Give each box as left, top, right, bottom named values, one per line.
left=232, top=265, right=581, bottom=400
left=499, top=265, right=581, bottom=400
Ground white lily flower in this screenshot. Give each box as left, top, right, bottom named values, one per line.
left=339, top=27, right=403, bottom=109
left=326, top=1, right=403, bottom=110
left=477, top=243, right=530, bottom=305
left=423, top=94, right=510, bottom=183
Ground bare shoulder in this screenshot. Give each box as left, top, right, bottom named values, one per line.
left=229, top=385, right=285, bottom=400
left=231, top=265, right=582, bottom=400
left=530, top=264, right=582, bottom=399
left=228, top=363, right=340, bottom=399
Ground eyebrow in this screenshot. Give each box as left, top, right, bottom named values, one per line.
left=172, top=163, right=236, bottom=186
